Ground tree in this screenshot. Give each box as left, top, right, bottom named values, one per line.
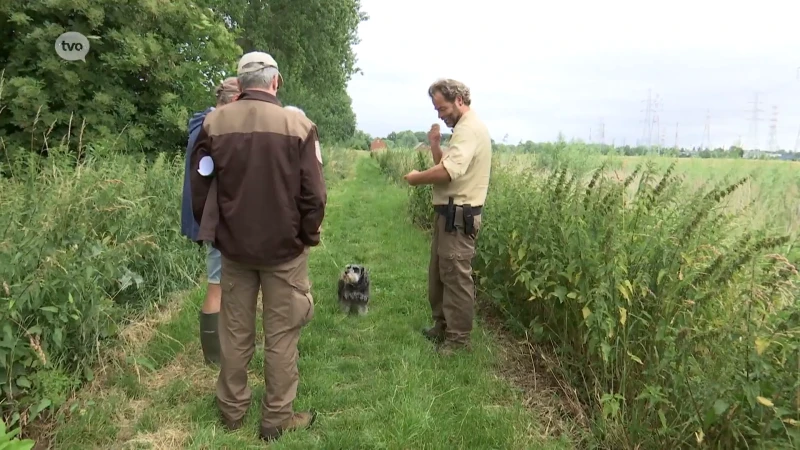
left=395, top=130, right=418, bottom=148
left=0, top=1, right=241, bottom=159
left=198, top=0, right=368, bottom=143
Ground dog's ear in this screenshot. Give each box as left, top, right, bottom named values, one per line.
left=360, top=267, right=369, bottom=285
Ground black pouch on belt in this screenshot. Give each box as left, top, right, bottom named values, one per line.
left=463, top=203, right=474, bottom=236
left=444, top=197, right=456, bottom=232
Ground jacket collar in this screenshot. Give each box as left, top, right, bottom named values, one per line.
left=237, top=89, right=282, bottom=107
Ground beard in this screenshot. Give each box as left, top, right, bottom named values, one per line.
left=443, top=111, right=462, bottom=128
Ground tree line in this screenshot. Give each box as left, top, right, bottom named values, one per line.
left=0, top=0, right=367, bottom=165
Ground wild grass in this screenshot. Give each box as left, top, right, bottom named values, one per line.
left=375, top=147, right=800, bottom=449
left=45, top=157, right=573, bottom=449
left=0, top=142, right=205, bottom=433
left=0, top=65, right=360, bottom=438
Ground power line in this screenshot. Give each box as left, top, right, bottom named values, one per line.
left=640, top=89, right=652, bottom=147
left=674, top=122, right=679, bottom=150
left=748, top=92, right=764, bottom=150
left=768, top=105, right=779, bottom=151
left=652, top=94, right=661, bottom=148
left=598, top=118, right=605, bottom=145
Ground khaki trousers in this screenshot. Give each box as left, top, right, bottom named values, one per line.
left=428, top=209, right=482, bottom=344
left=216, top=247, right=315, bottom=428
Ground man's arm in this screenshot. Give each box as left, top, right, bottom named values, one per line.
left=439, top=127, right=477, bottom=182
left=297, top=126, right=327, bottom=246
left=430, top=141, right=443, bottom=164
left=407, top=128, right=477, bottom=186
left=189, top=126, right=214, bottom=225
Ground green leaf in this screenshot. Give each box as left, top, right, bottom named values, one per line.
left=713, top=399, right=729, bottom=416
left=15, top=376, right=30, bottom=388
left=31, top=398, right=52, bottom=417
left=658, top=410, right=668, bottom=429
left=657, top=269, right=667, bottom=285
left=39, top=306, right=58, bottom=313
left=627, top=351, right=643, bottom=365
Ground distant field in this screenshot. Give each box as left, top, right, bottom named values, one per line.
left=492, top=151, right=800, bottom=235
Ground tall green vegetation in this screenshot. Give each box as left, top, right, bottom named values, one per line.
left=375, top=148, right=800, bottom=449
left=0, top=141, right=205, bottom=430
left=0, top=1, right=240, bottom=161
left=195, top=0, right=369, bottom=143
left=0, top=0, right=368, bottom=163
left=0, top=0, right=367, bottom=434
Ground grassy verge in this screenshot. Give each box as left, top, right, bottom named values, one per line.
left=374, top=148, right=800, bottom=449
left=0, top=138, right=357, bottom=443
left=0, top=144, right=205, bottom=435
left=46, top=155, right=574, bottom=449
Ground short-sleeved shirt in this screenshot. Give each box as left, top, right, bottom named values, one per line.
left=432, top=109, right=492, bottom=206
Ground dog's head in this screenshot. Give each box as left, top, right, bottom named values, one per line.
left=341, top=264, right=368, bottom=285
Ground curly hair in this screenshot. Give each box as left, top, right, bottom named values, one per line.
left=428, top=78, right=471, bottom=106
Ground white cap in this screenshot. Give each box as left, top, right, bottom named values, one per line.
left=237, top=51, right=284, bottom=87
left=284, top=105, right=306, bottom=116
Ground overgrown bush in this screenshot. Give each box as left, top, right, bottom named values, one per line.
left=321, top=146, right=359, bottom=188
left=0, top=135, right=360, bottom=435
left=376, top=149, right=800, bottom=449
left=374, top=148, right=434, bottom=230
left=0, top=143, right=205, bottom=429
left=0, top=1, right=240, bottom=159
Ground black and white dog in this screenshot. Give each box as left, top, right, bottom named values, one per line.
left=337, top=264, right=370, bottom=316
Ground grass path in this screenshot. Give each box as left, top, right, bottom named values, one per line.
left=48, top=156, right=573, bottom=449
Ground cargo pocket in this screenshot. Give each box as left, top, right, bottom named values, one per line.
left=291, top=281, right=315, bottom=328
left=221, top=279, right=235, bottom=299
left=439, top=251, right=473, bottom=285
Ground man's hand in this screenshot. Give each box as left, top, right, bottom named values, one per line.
left=403, top=169, right=421, bottom=186
left=427, top=123, right=441, bottom=147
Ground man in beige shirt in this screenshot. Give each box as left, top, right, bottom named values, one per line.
left=403, top=78, right=492, bottom=355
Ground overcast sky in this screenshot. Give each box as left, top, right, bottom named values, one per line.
left=346, top=0, right=799, bottom=151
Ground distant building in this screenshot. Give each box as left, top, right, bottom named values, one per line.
left=370, top=138, right=387, bottom=151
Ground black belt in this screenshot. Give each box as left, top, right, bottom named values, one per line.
left=433, top=204, right=482, bottom=215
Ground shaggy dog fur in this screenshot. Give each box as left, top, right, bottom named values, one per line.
left=337, top=264, right=370, bottom=315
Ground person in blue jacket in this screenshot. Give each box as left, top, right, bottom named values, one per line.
left=181, top=76, right=240, bottom=365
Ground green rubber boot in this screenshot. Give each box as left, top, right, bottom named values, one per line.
left=199, top=311, right=221, bottom=366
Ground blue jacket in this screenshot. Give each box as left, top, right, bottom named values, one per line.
left=181, top=106, right=215, bottom=242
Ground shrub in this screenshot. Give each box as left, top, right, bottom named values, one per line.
left=0, top=1, right=240, bottom=159
left=375, top=148, right=433, bottom=230
left=0, top=418, right=34, bottom=450
left=376, top=149, right=800, bottom=449
left=0, top=142, right=204, bottom=429
left=0, top=134, right=360, bottom=435
left=320, top=146, right=358, bottom=188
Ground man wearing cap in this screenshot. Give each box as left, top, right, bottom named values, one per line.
left=180, top=76, right=239, bottom=366
left=403, top=78, right=492, bottom=356
left=189, top=51, right=325, bottom=442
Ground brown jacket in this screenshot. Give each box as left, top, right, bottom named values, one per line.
left=190, top=90, right=327, bottom=267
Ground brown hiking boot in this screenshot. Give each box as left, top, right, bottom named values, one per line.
left=422, top=325, right=445, bottom=343
left=436, top=340, right=472, bottom=357
left=260, top=410, right=317, bottom=442
left=221, top=416, right=243, bottom=431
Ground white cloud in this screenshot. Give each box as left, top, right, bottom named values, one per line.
left=347, top=0, right=800, bottom=150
